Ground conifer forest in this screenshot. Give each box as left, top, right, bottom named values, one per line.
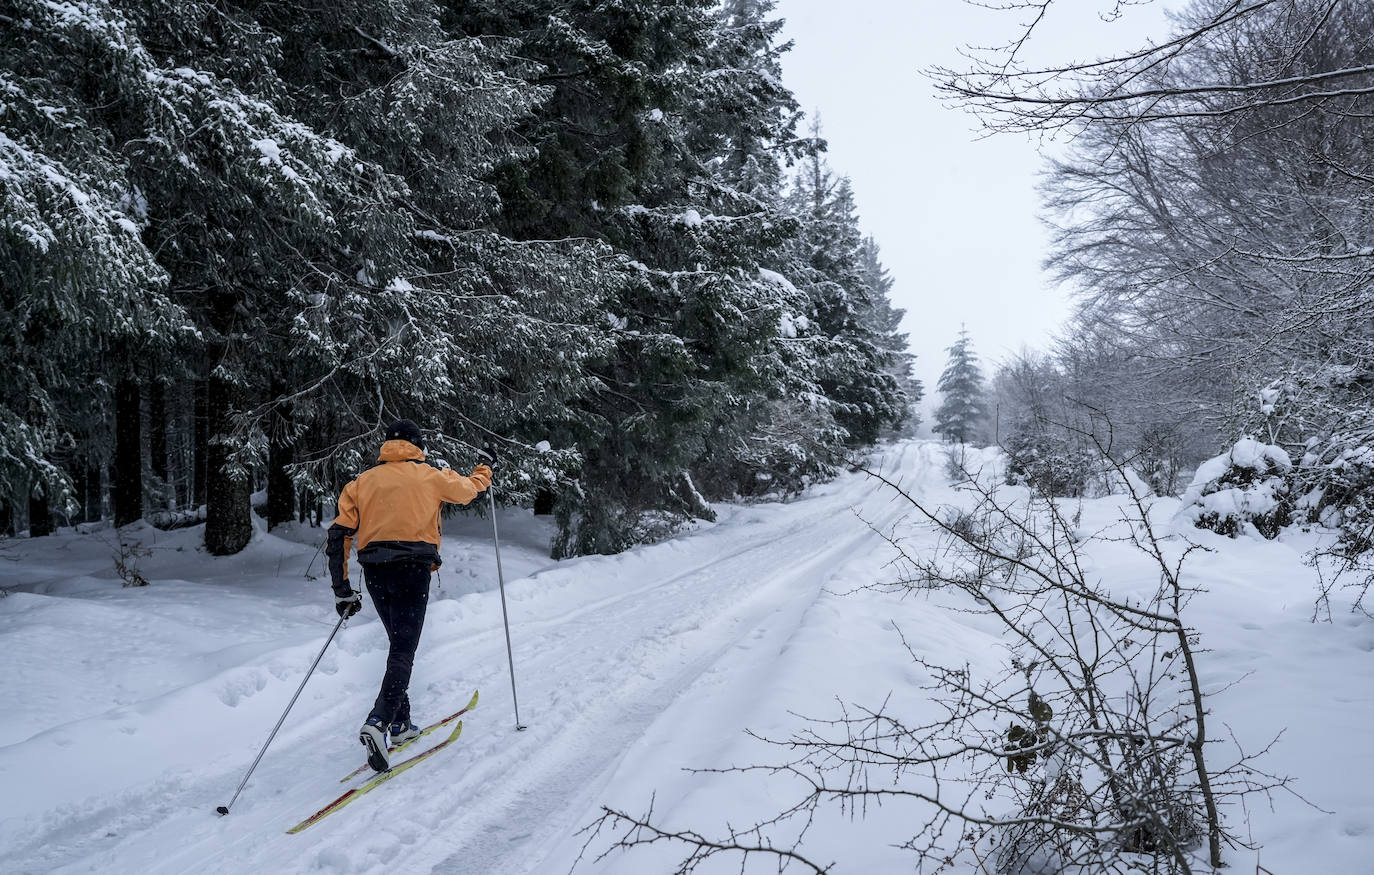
left=1, top=0, right=918, bottom=557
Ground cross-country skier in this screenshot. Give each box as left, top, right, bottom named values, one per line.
left=326, top=419, right=493, bottom=772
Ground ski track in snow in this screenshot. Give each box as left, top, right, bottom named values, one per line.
left=3, top=439, right=1372, bottom=874
left=0, top=443, right=938, bottom=874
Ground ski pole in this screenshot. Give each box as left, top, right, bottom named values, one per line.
left=479, top=450, right=527, bottom=731
left=303, top=536, right=326, bottom=580
left=217, top=611, right=348, bottom=815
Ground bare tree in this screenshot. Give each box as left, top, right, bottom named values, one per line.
left=963, top=1, right=1374, bottom=512
left=580, top=441, right=1297, bottom=873
left=933, top=1, right=1372, bottom=130
left=578, top=794, right=833, bottom=875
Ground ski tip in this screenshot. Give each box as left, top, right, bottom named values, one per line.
left=216, top=805, right=230, bottom=816
left=468, top=689, right=479, bottom=709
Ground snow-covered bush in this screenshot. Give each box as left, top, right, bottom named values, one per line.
left=1176, top=438, right=1294, bottom=539
left=553, top=471, right=717, bottom=558
left=1297, top=436, right=1374, bottom=612
left=1003, top=428, right=1096, bottom=497
left=1325, top=465, right=1374, bottom=578
left=1298, top=439, right=1374, bottom=531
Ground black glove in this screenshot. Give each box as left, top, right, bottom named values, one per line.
left=335, top=590, right=362, bottom=619
left=477, top=444, right=497, bottom=466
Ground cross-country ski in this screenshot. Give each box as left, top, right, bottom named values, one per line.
left=338, top=689, right=478, bottom=784
left=289, top=718, right=467, bottom=834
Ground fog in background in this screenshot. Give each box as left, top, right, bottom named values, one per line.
left=778, top=0, right=1173, bottom=426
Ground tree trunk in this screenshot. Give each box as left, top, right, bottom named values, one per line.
left=28, top=490, right=52, bottom=537
left=113, top=377, right=143, bottom=527
left=148, top=378, right=169, bottom=509
left=266, top=421, right=295, bottom=530
left=204, top=367, right=253, bottom=555
left=193, top=377, right=208, bottom=509
left=533, top=488, right=555, bottom=516
left=0, top=500, right=12, bottom=537
left=77, top=452, right=102, bottom=524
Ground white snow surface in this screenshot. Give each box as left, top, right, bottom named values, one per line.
left=251, top=138, right=282, bottom=166
left=757, top=266, right=799, bottom=295
left=0, top=441, right=1370, bottom=874
left=1230, top=436, right=1292, bottom=472
left=778, top=311, right=799, bottom=338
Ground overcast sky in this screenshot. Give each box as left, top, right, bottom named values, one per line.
left=776, top=0, right=1173, bottom=422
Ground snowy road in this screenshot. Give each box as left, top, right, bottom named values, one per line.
left=0, top=442, right=951, bottom=874
left=4, top=440, right=1372, bottom=874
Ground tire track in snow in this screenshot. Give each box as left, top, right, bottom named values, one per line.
left=7, top=443, right=932, bottom=875
left=393, top=443, right=924, bottom=875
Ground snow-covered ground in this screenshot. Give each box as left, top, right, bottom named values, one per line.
left=1, top=441, right=1370, bottom=874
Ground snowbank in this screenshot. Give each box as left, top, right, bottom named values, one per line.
left=1176, top=437, right=1294, bottom=538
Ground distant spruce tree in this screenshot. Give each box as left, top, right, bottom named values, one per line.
left=934, top=327, right=987, bottom=445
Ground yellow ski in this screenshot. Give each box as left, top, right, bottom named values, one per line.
left=287, top=719, right=464, bottom=834
left=338, top=689, right=478, bottom=783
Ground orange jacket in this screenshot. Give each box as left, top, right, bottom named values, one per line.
left=326, top=440, right=492, bottom=592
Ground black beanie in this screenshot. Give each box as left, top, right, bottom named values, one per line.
left=384, top=419, right=424, bottom=450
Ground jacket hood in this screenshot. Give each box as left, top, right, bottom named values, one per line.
left=378, top=439, right=426, bottom=463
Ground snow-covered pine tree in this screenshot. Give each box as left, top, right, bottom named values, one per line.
left=784, top=133, right=909, bottom=447
left=230, top=0, right=612, bottom=515
left=447, top=0, right=863, bottom=555
left=678, top=0, right=846, bottom=500
left=1, top=2, right=191, bottom=535
left=444, top=0, right=726, bottom=554
left=573, top=0, right=815, bottom=553
left=101, top=2, right=432, bottom=553
left=934, top=326, right=987, bottom=445
left=698, top=0, right=802, bottom=202
left=859, top=236, right=921, bottom=436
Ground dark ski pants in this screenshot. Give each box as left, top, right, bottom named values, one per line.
left=361, top=562, right=431, bottom=726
